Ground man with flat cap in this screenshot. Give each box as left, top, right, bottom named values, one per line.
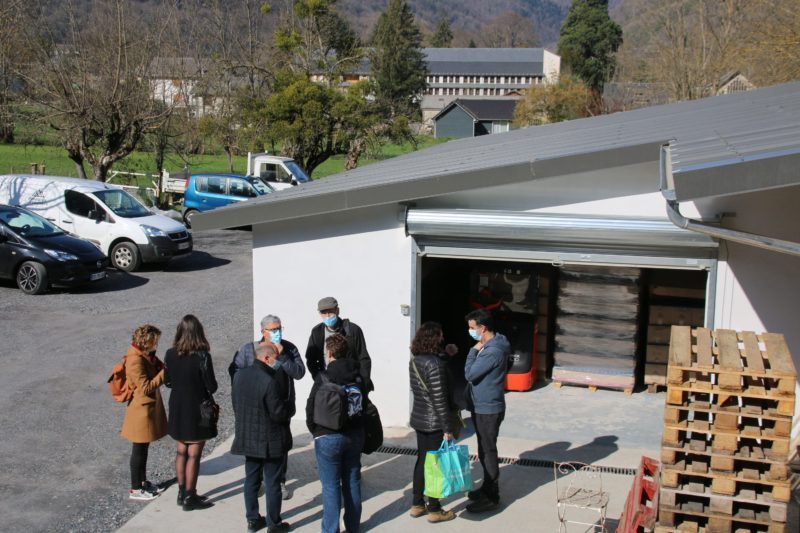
left=305, top=296, right=373, bottom=392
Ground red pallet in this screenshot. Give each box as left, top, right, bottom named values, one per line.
left=618, top=456, right=661, bottom=533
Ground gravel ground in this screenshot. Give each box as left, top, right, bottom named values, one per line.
left=0, top=229, right=253, bottom=532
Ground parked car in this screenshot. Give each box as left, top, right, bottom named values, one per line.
left=0, top=174, right=192, bottom=272
left=0, top=204, right=109, bottom=294
left=182, top=173, right=274, bottom=227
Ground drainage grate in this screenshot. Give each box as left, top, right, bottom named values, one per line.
left=375, top=445, right=636, bottom=476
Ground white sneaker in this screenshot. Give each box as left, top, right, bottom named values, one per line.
left=281, top=483, right=292, bottom=500
left=129, top=488, right=158, bottom=501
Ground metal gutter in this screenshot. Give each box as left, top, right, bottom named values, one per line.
left=660, top=144, right=800, bottom=258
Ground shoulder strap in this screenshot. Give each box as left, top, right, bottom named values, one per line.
left=411, top=357, right=430, bottom=394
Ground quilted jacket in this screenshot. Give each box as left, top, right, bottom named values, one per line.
left=409, top=354, right=455, bottom=434
left=231, top=360, right=290, bottom=459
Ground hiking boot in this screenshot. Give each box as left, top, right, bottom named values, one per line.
left=129, top=488, right=158, bottom=501
left=247, top=516, right=266, bottom=532
left=182, top=491, right=214, bottom=511
left=427, top=509, right=456, bottom=523
left=281, top=482, right=292, bottom=500
left=177, top=486, right=185, bottom=506
left=465, top=495, right=499, bottom=513
left=409, top=504, right=427, bottom=518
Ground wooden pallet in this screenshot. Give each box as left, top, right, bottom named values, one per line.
left=655, top=520, right=787, bottom=533
left=662, top=427, right=791, bottom=460
left=552, top=379, right=633, bottom=395
left=667, top=327, right=796, bottom=394
left=661, top=444, right=790, bottom=481
left=666, top=384, right=796, bottom=417
left=660, top=486, right=787, bottom=523
left=661, top=461, right=792, bottom=503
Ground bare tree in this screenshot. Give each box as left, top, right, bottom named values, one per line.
left=15, top=0, right=179, bottom=181
left=481, top=11, right=539, bottom=48
left=0, top=1, right=26, bottom=143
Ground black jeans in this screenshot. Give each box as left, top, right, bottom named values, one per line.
left=473, top=411, right=505, bottom=502
left=279, top=451, right=288, bottom=484
left=130, top=442, right=149, bottom=490
left=244, top=456, right=283, bottom=526
left=413, top=430, right=444, bottom=511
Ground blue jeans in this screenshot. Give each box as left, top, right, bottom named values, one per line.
left=244, top=456, right=283, bottom=526
left=314, top=428, right=365, bottom=533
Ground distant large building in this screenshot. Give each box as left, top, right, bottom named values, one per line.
left=420, top=48, right=560, bottom=124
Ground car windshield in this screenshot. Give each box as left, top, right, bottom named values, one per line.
left=93, top=189, right=151, bottom=218
left=284, top=161, right=310, bottom=183
left=249, top=178, right=273, bottom=195
left=0, top=207, right=65, bottom=237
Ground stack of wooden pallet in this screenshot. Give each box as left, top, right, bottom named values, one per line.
left=656, top=326, right=796, bottom=533
left=645, top=284, right=705, bottom=391
left=552, top=266, right=640, bottom=393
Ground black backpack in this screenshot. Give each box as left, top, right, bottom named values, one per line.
left=313, top=373, right=363, bottom=431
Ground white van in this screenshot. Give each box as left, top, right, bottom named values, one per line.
left=245, top=152, right=311, bottom=190
left=0, top=175, right=192, bottom=271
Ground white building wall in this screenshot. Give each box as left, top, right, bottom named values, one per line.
left=543, top=50, right=561, bottom=84
left=251, top=205, right=413, bottom=426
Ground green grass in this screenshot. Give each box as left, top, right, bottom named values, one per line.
left=0, top=135, right=448, bottom=181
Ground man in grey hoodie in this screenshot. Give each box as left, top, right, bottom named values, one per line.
left=464, top=309, right=511, bottom=513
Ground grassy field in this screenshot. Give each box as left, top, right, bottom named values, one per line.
left=0, top=136, right=446, bottom=182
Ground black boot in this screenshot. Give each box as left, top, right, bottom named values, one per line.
left=177, top=485, right=185, bottom=506
left=182, top=489, right=213, bottom=511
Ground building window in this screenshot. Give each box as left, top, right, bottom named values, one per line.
left=492, top=121, right=510, bottom=134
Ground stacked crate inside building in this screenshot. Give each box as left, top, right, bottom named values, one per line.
left=645, top=281, right=706, bottom=392
left=657, top=326, right=796, bottom=533
left=552, top=266, right=640, bottom=393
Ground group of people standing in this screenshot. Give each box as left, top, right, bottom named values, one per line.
left=119, top=298, right=512, bottom=533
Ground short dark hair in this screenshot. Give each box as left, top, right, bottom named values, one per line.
left=173, top=314, right=210, bottom=355
left=465, top=309, right=494, bottom=332
left=325, top=333, right=348, bottom=360
left=410, top=321, right=443, bottom=356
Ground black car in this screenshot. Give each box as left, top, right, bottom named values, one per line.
left=0, top=205, right=109, bottom=294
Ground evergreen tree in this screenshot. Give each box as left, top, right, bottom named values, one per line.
left=369, top=0, right=428, bottom=119
left=558, top=0, right=622, bottom=110
left=430, top=16, right=453, bottom=47
left=468, top=38, right=477, bottom=48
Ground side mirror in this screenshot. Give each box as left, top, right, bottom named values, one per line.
left=0, top=233, right=7, bottom=243
left=88, top=209, right=104, bottom=221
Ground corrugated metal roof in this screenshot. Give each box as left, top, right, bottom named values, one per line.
left=193, top=82, right=800, bottom=231
left=444, top=99, right=518, bottom=121
left=423, top=49, right=545, bottom=75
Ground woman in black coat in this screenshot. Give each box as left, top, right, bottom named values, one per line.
left=164, top=314, right=217, bottom=511
left=409, top=322, right=458, bottom=523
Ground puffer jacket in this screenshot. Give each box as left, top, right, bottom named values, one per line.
left=231, top=360, right=290, bottom=459
left=409, top=354, right=455, bottom=434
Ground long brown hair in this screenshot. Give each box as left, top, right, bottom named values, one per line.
left=410, top=321, right=443, bottom=356
left=173, top=314, right=210, bottom=355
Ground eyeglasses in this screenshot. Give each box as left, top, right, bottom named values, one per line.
left=263, top=326, right=282, bottom=332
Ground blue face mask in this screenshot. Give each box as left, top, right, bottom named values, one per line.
left=269, top=330, right=282, bottom=344
left=322, top=315, right=338, bottom=328
left=468, top=329, right=481, bottom=341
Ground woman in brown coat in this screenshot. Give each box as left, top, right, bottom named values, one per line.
left=120, top=324, right=168, bottom=501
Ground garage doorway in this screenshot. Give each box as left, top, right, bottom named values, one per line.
left=418, top=256, right=708, bottom=394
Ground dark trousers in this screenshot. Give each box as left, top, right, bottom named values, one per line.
left=280, top=451, right=288, bottom=484
left=473, top=411, right=505, bottom=501
left=130, top=442, right=149, bottom=490
left=413, top=430, right=444, bottom=510
left=244, top=456, right=283, bottom=526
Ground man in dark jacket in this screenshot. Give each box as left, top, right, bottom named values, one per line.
left=305, top=296, right=373, bottom=391
left=232, top=343, right=291, bottom=533
left=230, top=314, right=305, bottom=500
left=464, top=309, right=511, bottom=513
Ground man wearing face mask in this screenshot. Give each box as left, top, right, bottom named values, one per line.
left=305, top=297, right=373, bottom=392
left=229, top=315, right=305, bottom=501
left=463, top=309, right=511, bottom=513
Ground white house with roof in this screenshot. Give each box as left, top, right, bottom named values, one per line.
left=194, top=83, right=800, bottom=430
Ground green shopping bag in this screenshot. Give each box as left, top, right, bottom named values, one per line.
left=423, top=439, right=473, bottom=499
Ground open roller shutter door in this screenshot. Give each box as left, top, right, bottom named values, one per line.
left=406, top=208, right=718, bottom=270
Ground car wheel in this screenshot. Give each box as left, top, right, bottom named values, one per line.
left=16, top=261, right=49, bottom=295
left=183, top=209, right=197, bottom=229
left=111, top=241, right=141, bottom=272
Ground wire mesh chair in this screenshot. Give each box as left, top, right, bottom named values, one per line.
left=554, top=461, right=609, bottom=532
